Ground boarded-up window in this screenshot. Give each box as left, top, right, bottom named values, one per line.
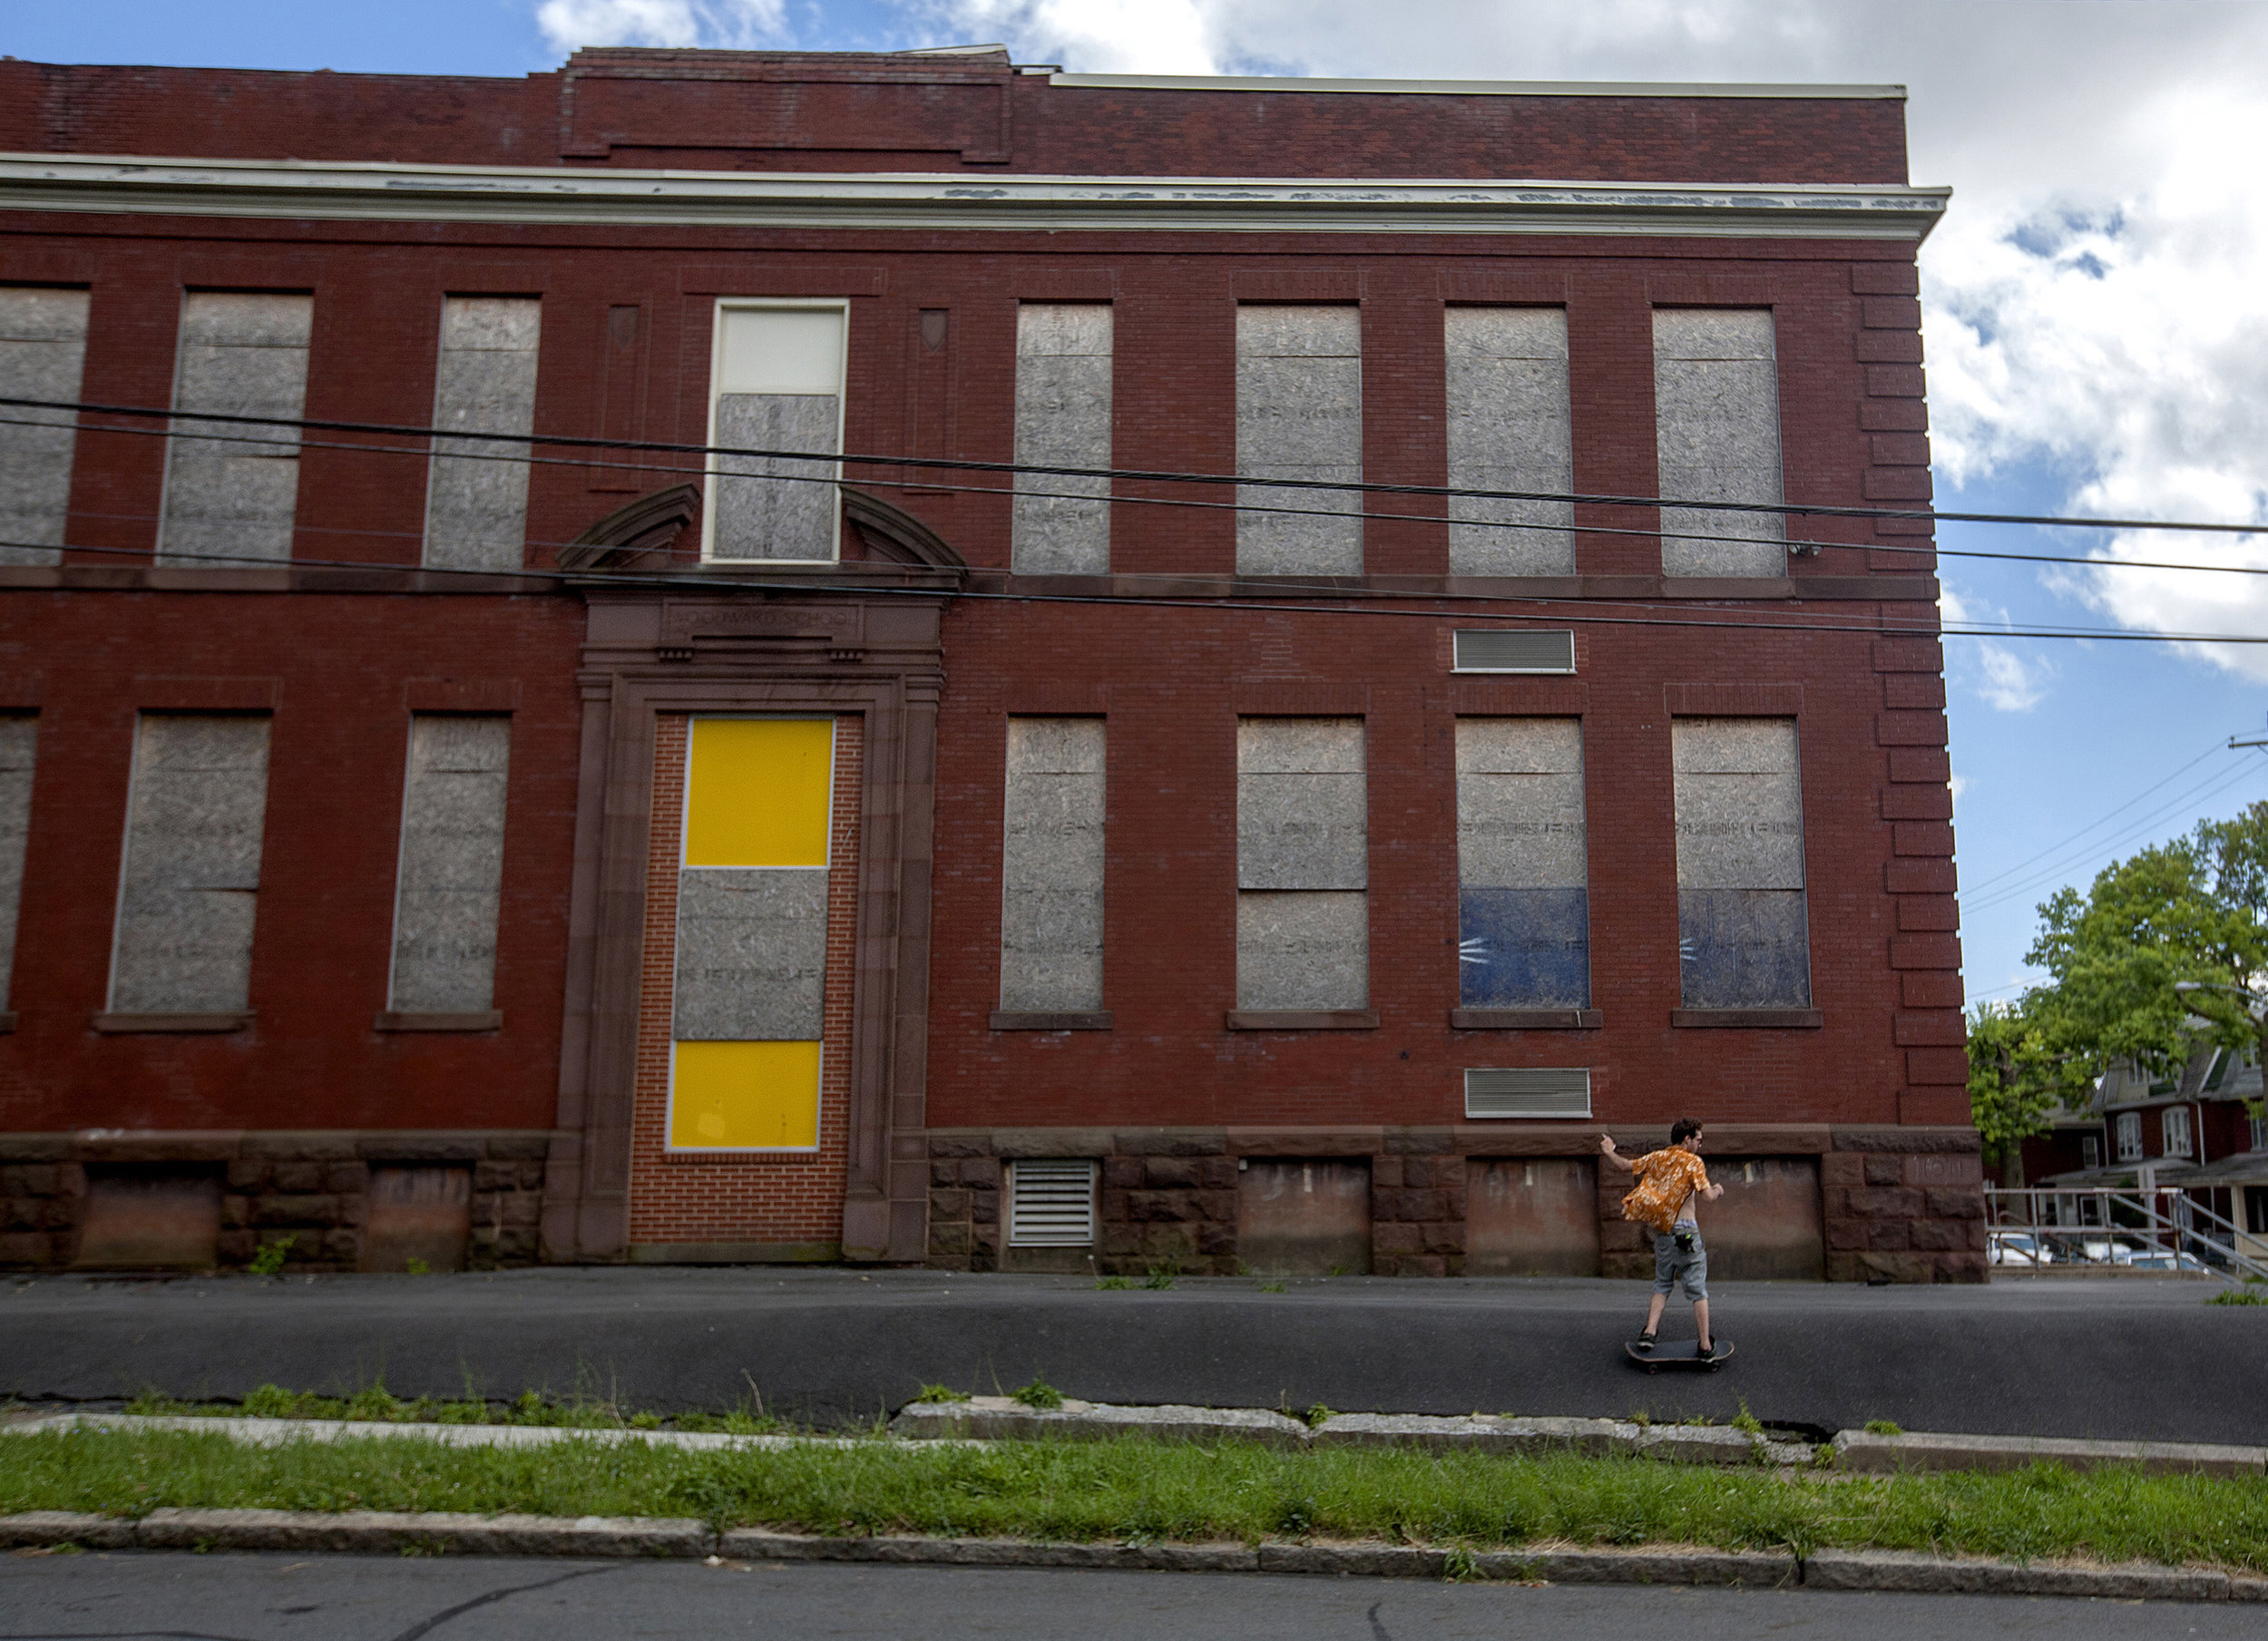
left=0, top=715, right=34, bottom=1008
left=1000, top=718, right=1105, bottom=1011
left=159, top=292, right=312, bottom=566
left=425, top=297, right=540, bottom=571
left=1653, top=309, right=1784, bottom=577
left=670, top=717, right=835, bottom=1150
left=389, top=715, right=511, bottom=1014
left=109, top=714, right=270, bottom=1014
left=706, top=302, right=844, bottom=562
left=1446, top=308, right=1573, bottom=575
left=1672, top=718, right=1810, bottom=1008
left=1457, top=718, right=1588, bottom=1008
left=1237, top=306, right=1362, bottom=575
left=0, top=287, right=89, bottom=567
left=1012, top=305, right=1111, bottom=573
left=1237, top=718, right=1366, bottom=1011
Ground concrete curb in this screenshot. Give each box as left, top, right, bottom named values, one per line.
left=1831, top=1429, right=2268, bottom=1478
left=2, top=1413, right=978, bottom=1454
left=889, top=1398, right=1308, bottom=1449
left=4, top=1511, right=2260, bottom=1601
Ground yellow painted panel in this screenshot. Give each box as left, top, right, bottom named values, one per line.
left=670, top=1040, right=821, bottom=1150
left=685, top=718, right=833, bottom=867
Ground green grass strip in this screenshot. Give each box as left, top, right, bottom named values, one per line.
left=5, top=1429, right=2266, bottom=1573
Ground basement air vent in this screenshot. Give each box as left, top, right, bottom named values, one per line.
left=1007, top=1158, right=1099, bottom=1246
left=1464, top=1067, right=1593, bottom=1119
left=1452, top=630, right=1576, bottom=674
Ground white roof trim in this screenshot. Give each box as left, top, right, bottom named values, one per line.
left=1048, top=73, right=1907, bottom=100
left=0, top=154, right=1949, bottom=240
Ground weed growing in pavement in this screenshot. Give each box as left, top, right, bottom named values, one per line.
left=2208, top=1288, right=2268, bottom=1305
left=1303, top=1404, right=1334, bottom=1429
left=1864, top=1420, right=1903, bottom=1435
left=246, top=1236, right=295, bottom=1276
left=1009, top=1380, right=1064, bottom=1411
left=9, top=1428, right=2268, bottom=1574
left=1142, top=1263, right=1178, bottom=1290
left=912, top=1385, right=967, bottom=1404
left=403, top=1258, right=432, bottom=1276
left=1256, top=1281, right=1288, bottom=1294
left=1731, top=1402, right=1765, bottom=1439
left=1093, top=1276, right=1138, bottom=1290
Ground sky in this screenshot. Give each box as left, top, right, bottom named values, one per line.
left=8, top=1, right=2268, bottom=1005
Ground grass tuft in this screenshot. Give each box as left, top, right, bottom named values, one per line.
left=912, top=1385, right=967, bottom=1404
left=1093, top=1276, right=1138, bottom=1291
left=1009, top=1380, right=1063, bottom=1411
left=2208, top=1288, right=2268, bottom=1305
left=1864, top=1420, right=1903, bottom=1436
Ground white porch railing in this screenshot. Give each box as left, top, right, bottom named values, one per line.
left=1985, top=1186, right=2268, bottom=1284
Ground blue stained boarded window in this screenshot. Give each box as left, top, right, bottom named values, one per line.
left=1672, top=718, right=1810, bottom=1009
left=1456, top=719, right=1589, bottom=1009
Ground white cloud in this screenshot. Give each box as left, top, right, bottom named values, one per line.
left=932, top=1, right=1217, bottom=72
left=1948, top=773, right=1968, bottom=808
left=1941, top=583, right=2054, bottom=711
left=535, top=0, right=787, bottom=51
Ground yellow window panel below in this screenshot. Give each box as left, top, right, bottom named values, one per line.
left=685, top=717, right=834, bottom=868
left=669, top=1040, right=821, bottom=1151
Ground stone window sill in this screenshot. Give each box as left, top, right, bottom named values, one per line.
left=1671, top=1008, right=1824, bottom=1029
left=1451, top=1008, right=1603, bottom=1030
left=989, top=1011, right=1114, bottom=1031
left=1225, top=1011, right=1380, bottom=1031
left=90, top=1011, right=254, bottom=1034
left=375, top=1011, right=503, bottom=1032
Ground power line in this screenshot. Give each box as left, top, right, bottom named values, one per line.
left=9, top=392, right=2268, bottom=539
left=1956, top=738, right=2227, bottom=896
left=11, top=412, right=2268, bottom=591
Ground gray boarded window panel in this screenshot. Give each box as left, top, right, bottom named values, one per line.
left=109, top=715, right=270, bottom=1014
left=1653, top=309, right=1785, bottom=578
left=0, top=288, right=89, bottom=567
left=1457, top=718, right=1589, bottom=1009
left=1237, top=718, right=1366, bottom=891
left=1673, top=718, right=1810, bottom=1007
left=0, top=716, right=34, bottom=1006
left=672, top=869, right=827, bottom=1040
left=159, top=293, right=312, bottom=567
left=710, top=393, right=839, bottom=562
left=1445, top=308, right=1574, bottom=575
left=388, top=716, right=511, bottom=1013
left=1237, top=306, right=1363, bottom=575
left=1012, top=306, right=1112, bottom=574
left=1000, top=717, right=1105, bottom=1012
left=1237, top=890, right=1368, bottom=1011
left=425, top=297, right=540, bottom=571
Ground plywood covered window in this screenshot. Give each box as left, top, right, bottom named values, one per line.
left=1000, top=718, right=1105, bottom=1012
left=1445, top=308, right=1573, bottom=575
left=1236, top=717, right=1367, bottom=1011
left=705, top=300, right=846, bottom=563
left=1012, top=305, right=1112, bottom=572
left=1671, top=718, right=1810, bottom=1009
left=108, top=714, right=270, bottom=1015
left=425, top=296, right=541, bottom=571
left=388, top=715, right=511, bottom=1014
left=1457, top=718, right=1589, bottom=1009
left=0, top=715, right=35, bottom=1010
left=1653, top=309, right=1785, bottom=577
left=0, top=287, right=89, bottom=567
left=1237, top=306, right=1362, bottom=575
left=159, top=292, right=311, bottom=566
left=670, top=717, right=836, bottom=1151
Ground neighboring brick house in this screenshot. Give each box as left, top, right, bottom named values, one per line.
left=0, top=48, right=1982, bottom=1281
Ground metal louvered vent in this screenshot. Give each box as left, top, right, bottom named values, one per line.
left=1464, top=1067, right=1593, bottom=1119
left=1007, top=1158, right=1099, bottom=1246
left=1452, top=630, right=1576, bottom=674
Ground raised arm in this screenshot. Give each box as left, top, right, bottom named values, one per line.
left=1598, top=1133, right=1636, bottom=1174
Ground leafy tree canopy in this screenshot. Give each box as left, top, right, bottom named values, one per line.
left=1968, top=798, right=2268, bottom=1159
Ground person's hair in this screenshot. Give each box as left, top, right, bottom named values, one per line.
left=1670, top=1118, right=1703, bottom=1146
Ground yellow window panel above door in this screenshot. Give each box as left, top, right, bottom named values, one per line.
left=684, top=717, right=834, bottom=868
left=669, top=1039, right=821, bottom=1151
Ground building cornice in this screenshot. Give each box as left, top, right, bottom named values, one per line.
left=1045, top=73, right=1908, bottom=100
left=0, top=153, right=1950, bottom=240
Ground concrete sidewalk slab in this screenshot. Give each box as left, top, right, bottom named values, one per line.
left=5, top=1266, right=2263, bottom=1445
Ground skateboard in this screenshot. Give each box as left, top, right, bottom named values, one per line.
left=1625, top=1339, right=1733, bottom=1373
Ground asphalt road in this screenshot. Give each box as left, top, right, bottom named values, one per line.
left=5, top=1266, right=2261, bottom=1442
left=2, top=1555, right=2256, bottom=1641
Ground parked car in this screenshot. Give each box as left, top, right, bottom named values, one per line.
left=1989, top=1232, right=2051, bottom=1265
left=2124, top=1249, right=2211, bottom=1273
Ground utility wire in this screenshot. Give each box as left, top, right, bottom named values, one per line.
left=1956, top=739, right=2227, bottom=896
left=9, top=393, right=2268, bottom=539
left=10, top=412, right=2268, bottom=588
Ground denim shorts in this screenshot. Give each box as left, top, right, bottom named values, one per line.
left=1653, top=1228, right=1707, bottom=1300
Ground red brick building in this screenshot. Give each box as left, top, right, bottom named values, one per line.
left=0, top=48, right=1982, bottom=1281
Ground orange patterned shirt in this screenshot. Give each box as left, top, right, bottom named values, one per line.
left=1621, top=1148, right=1710, bottom=1235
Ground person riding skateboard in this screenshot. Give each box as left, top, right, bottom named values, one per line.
left=1600, top=1119, right=1724, bottom=1357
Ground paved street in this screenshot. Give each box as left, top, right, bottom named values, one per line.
left=6, top=1266, right=2263, bottom=1443
left=3, top=1554, right=2259, bottom=1641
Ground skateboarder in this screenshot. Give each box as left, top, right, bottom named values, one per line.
left=1600, top=1120, right=1724, bottom=1358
